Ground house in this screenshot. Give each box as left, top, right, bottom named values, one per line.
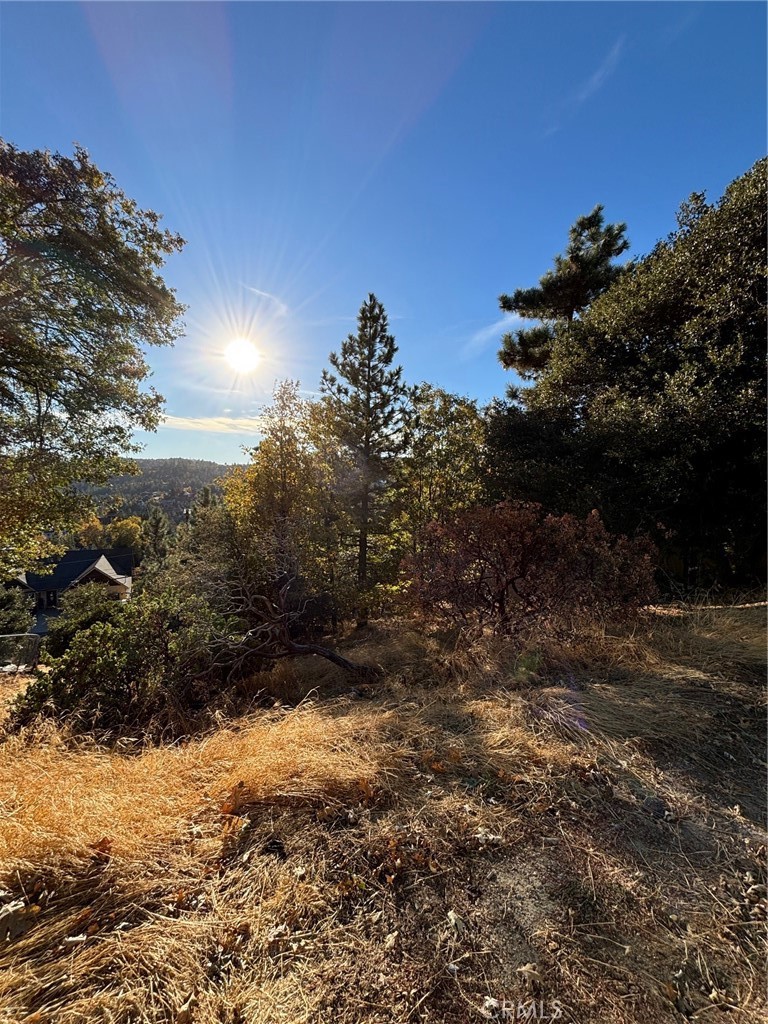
left=14, top=548, right=134, bottom=634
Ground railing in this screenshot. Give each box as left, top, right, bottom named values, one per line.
left=0, top=634, right=42, bottom=673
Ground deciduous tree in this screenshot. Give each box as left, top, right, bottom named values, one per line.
left=395, top=384, right=486, bottom=556
left=0, top=142, right=184, bottom=576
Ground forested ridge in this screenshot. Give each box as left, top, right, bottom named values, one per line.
left=86, top=458, right=241, bottom=522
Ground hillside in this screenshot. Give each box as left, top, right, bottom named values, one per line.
left=0, top=602, right=765, bottom=1023
left=88, top=459, right=242, bottom=523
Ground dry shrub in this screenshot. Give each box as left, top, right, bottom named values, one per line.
left=407, top=501, right=656, bottom=635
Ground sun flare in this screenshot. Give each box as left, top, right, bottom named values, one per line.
left=225, top=337, right=261, bottom=373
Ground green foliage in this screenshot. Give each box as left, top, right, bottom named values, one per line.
left=142, top=505, right=174, bottom=563
left=225, top=382, right=327, bottom=580
left=0, top=586, right=32, bottom=636
left=86, top=458, right=232, bottom=523
left=489, top=160, right=767, bottom=585
left=12, top=589, right=228, bottom=731
left=220, top=381, right=356, bottom=623
left=498, top=205, right=629, bottom=377
left=394, top=384, right=487, bottom=556
left=104, top=516, right=144, bottom=553
left=45, top=582, right=120, bottom=658
left=0, top=141, right=185, bottom=576
left=320, top=294, right=408, bottom=603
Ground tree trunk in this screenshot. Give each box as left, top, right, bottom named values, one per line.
left=357, top=484, right=369, bottom=626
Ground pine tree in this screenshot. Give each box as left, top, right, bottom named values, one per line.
left=195, top=485, right=219, bottom=510
left=320, top=294, right=407, bottom=617
left=498, top=205, right=629, bottom=378
left=142, top=505, right=173, bottom=563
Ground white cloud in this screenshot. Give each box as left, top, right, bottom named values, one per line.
left=573, top=36, right=625, bottom=107
left=460, top=313, right=524, bottom=361
left=159, top=414, right=265, bottom=435
left=544, top=35, right=626, bottom=137
left=242, top=286, right=289, bottom=318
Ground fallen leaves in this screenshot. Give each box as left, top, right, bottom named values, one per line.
left=0, top=899, right=39, bottom=941
left=516, top=961, right=542, bottom=990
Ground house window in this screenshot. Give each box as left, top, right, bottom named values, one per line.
left=46, top=591, right=57, bottom=608
left=37, top=594, right=45, bottom=610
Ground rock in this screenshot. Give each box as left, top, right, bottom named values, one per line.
left=642, top=796, right=668, bottom=819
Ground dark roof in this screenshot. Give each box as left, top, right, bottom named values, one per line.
left=18, top=549, right=134, bottom=592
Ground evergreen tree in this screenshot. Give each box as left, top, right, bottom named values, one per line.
left=488, top=159, right=767, bottom=585
left=498, top=205, right=629, bottom=378
left=195, top=485, right=219, bottom=510
left=0, top=586, right=32, bottom=636
left=142, top=505, right=173, bottom=563
left=320, top=294, right=407, bottom=617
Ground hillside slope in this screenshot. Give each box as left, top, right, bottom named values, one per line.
left=0, top=603, right=765, bottom=1023
left=88, top=458, right=242, bottom=522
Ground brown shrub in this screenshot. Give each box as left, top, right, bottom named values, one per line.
left=406, top=501, right=657, bottom=635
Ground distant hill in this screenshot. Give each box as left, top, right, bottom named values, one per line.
left=88, top=458, right=243, bottom=523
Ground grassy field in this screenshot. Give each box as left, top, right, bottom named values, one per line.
left=0, top=602, right=765, bottom=1023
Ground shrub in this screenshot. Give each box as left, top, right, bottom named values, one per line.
left=406, top=501, right=657, bottom=635
left=11, top=589, right=231, bottom=732
left=0, top=586, right=33, bottom=637
left=45, top=583, right=121, bottom=658
left=0, top=587, right=33, bottom=662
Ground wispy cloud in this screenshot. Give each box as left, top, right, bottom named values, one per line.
left=242, top=286, right=289, bottom=318
left=545, top=35, right=626, bottom=137
left=658, top=12, right=697, bottom=51
left=459, top=313, right=523, bottom=362
left=159, top=414, right=265, bottom=435
left=573, top=35, right=625, bottom=107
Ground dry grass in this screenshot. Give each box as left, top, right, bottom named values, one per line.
left=0, top=602, right=765, bottom=1023
left=0, top=706, right=405, bottom=869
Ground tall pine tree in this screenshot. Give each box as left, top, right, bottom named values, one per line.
left=498, top=205, right=629, bottom=378
left=142, top=505, right=173, bottom=563
left=320, top=294, right=407, bottom=619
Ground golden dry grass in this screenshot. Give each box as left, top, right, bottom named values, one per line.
left=0, top=603, right=765, bottom=1024
left=0, top=706, right=405, bottom=870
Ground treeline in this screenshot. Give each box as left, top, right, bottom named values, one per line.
left=85, top=458, right=237, bottom=523
left=210, top=159, right=766, bottom=607
left=1, top=140, right=765, bottom=733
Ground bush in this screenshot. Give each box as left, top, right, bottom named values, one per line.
left=406, top=501, right=657, bottom=635
left=11, top=589, right=232, bottom=732
left=0, top=586, right=33, bottom=633
left=45, top=583, right=121, bottom=658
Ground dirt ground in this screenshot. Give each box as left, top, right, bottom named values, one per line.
left=0, top=603, right=764, bottom=1023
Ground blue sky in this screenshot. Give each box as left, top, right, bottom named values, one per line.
left=2, top=1, right=765, bottom=461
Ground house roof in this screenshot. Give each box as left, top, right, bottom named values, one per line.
left=18, top=549, right=134, bottom=592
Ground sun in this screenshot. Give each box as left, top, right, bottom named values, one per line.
left=225, top=337, right=261, bottom=373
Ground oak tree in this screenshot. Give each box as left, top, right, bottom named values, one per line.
left=0, top=142, right=184, bottom=576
